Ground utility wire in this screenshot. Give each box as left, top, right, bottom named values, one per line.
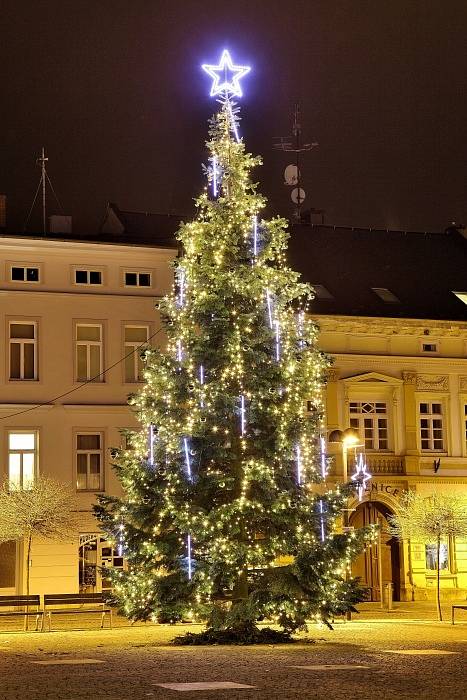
left=0, top=326, right=164, bottom=422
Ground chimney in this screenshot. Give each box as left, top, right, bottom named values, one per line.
left=49, top=215, right=72, bottom=234
left=0, top=195, right=6, bottom=229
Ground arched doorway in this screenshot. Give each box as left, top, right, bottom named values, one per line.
left=349, top=501, right=401, bottom=602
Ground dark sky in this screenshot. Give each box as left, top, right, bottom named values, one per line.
left=1, top=1, right=466, bottom=234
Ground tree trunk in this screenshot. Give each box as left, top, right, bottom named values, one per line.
left=436, top=536, right=442, bottom=622
left=25, top=533, right=32, bottom=631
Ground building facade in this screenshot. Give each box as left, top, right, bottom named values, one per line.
left=0, top=229, right=177, bottom=595
left=2, top=218, right=467, bottom=603
left=290, top=223, right=467, bottom=602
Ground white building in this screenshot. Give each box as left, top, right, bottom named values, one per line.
left=0, top=210, right=178, bottom=595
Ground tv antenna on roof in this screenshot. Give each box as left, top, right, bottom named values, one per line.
left=273, top=103, right=318, bottom=220
left=23, top=147, right=64, bottom=234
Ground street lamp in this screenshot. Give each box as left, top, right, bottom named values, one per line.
left=328, top=427, right=361, bottom=621
left=328, top=427, right=360, bottom=530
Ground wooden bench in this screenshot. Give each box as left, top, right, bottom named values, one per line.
left=43, top=593, right=112, bottom=631
left=451, top=604, right=467, bottom=624
left=0, top=595, right=44, bottom=631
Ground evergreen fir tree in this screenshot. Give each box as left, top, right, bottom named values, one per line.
left=96, top=96, right=369, bottom=640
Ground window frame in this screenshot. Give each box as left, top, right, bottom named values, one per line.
left=349, top=401, right=390, bottom=451
left=123, top=269, right=153, bottom=289
left=123, top=324, right=150, bottom=383
left=74, top=321, right=104, bottom=383
left=418, top=400, right=446, bottom=452
left=6, top=430, right=39, bottom=489
left=75, top=431, right=104, bottom=492
left=8, top=319, right=38, bottom=381
left=8, top=263, right=41, bottom=284
left=72, top=267, right=104, bottom=287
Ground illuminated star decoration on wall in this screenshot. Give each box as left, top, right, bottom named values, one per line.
left=351, top=452, right=371, bottom=501
left=202, top=49, right=251, bottom=98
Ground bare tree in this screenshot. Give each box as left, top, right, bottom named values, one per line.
left=0, top=476, right=76, bottom=607
left=389, top=492, right=467, bottom=621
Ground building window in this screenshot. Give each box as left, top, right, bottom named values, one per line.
left=371, top=287, right=400, bottom=303
left=10, top=266, right=40, bottom=282
left=124, top=271, right=151, bottom=287
left=124, top=325, right=149, bottom=382
left=74, top=269, right=102, bottom=285
left=349, top=402, right=389, bottom=450
left=76, top=324, right=103, bottom=381
left=76, top=433, right=103, bottom=491
left=9, top=321, right=37, bottom=380
left=7, top=431, right=37, bottom=489
left=425, top=542, right=449, bottom=571
left=421, top=342, right=438, bottom=353
left=419, top=402, right=444, bottom=451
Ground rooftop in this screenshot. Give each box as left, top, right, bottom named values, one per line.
left=288, top=224, right=467, bottom=322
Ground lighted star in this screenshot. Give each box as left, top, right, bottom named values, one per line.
left=202, top=50, right=251, bottom=98
left=351, top=453, right=371, bottom=501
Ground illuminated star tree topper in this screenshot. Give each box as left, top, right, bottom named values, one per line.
left=202, top=49, right=251, bottom=98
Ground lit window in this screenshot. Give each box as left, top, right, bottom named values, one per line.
left=74, top=269, right=102, bottom=285
left=349, top=402, right=389, bottom=450
left=425, top=542, right=449, bottom=571
left=124, top=326, right=149, bottom=382
left=124, top=271, right=151, bottom=287
left=311, top=284, right=334, bottom=300
left=76, top=324, right=103, bottom=382
left=8, top=431, right=37, bottom=489
left=419, top=402, right=444, bottom=451
left=452, top=291, right=467, bottom=305
left=76, top=433, right=103, bottom=491
left=11, top=266, right=40, bottom=282
left=9, top=321, right=37, bottom=380
left=371, top=287, right=400, bottom=303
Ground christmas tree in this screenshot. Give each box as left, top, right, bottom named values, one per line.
left=96, top=51, right=369, bottom=641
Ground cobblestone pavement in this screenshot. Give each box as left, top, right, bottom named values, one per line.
left=0, top=610, right=465, bottom=700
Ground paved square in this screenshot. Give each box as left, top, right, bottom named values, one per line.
left=382, top=649, right=460, bottom=655
left=155, top=682, right=257, bottom=691
left=291, top=664, right=371, bottom=670
left=32, top=658, right=106, bottom=665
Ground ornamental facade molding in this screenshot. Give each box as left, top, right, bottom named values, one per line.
left=402, top=371, right=417, bottom=385
left=327, top=368, right=340, bottom=382
left=314, top=315, right=467, bottom=338
left=459, top=376, right=467, bottom=391
left=416, top=374, right=449, bottom=391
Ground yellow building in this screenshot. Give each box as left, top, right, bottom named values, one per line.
left=289, top=222, right=467, bottom=601
left=0, top=210, right=177, bottom=595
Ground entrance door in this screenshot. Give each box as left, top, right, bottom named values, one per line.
left=349, top=501, right=400, bottom=601
left=79, top=534, right=125, bottom=593
left=0, top=541, right=17, bottom=594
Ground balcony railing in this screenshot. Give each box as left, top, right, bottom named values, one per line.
left=350, top=455, right=405, bottom=475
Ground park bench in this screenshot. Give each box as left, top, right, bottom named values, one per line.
left=0, top=595, right=44, bottom=631
left=43, top=593, right=112, bottom=631
left=451, top=602, right=467, bottom=624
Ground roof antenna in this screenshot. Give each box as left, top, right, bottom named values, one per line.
left=23, top=147, right=64, bottom=234
left=273, top=103, right=318, bottom=221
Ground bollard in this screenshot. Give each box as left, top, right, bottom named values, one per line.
left=385, top=582, right=394, bottom=611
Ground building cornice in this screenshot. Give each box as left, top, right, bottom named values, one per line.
left=0, top=236, right=177, bottom=257
left=312, top=314, right=467, bottom=337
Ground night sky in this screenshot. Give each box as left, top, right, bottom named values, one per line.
left=1, top=1, right=466, bottom=234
